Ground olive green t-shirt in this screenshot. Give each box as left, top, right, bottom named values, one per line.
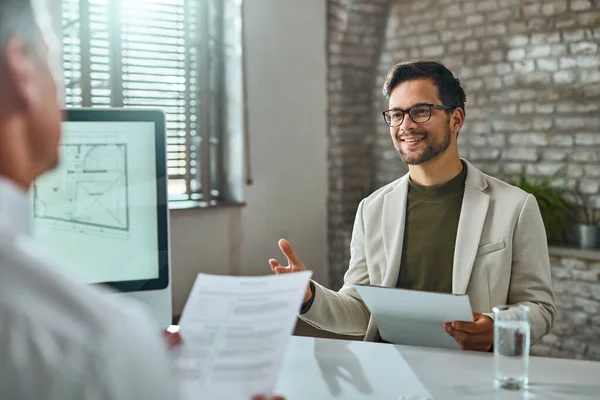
left=395, top=164, right=467, bottom=293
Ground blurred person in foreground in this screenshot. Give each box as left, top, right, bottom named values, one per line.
left=0, top=1, right=282, bottom=399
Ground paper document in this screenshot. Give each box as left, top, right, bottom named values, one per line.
left=355, top=285, right=473, bottom=350
left=173, top=271, right=312, bottom=400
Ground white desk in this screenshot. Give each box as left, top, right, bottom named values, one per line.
left=275, top=336, right=600, bottom=400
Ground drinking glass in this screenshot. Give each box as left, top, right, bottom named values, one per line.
left=493, top=305, right=531, bottom=390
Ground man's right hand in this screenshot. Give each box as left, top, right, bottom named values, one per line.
left=269, top=239, right=312, bottom=303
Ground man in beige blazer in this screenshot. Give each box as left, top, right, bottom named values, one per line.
left=269, top=60, right=555, bottom=352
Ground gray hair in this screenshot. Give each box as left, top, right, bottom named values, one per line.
left=0, top=0, right=38, bottom=62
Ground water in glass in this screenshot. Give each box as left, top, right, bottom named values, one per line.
left=494, top=319, right=530, bottom=390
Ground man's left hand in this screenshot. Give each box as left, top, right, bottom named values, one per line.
left=444, top=313, right=493, bottom=351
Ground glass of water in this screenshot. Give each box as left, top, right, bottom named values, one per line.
left=493, top=305, right=531, bottom=390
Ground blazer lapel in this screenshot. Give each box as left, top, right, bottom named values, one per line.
left=452, top=161, right=490, bottom=294
left=381, top=176, right=409, bottom=287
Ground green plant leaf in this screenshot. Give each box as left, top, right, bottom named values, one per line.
left=511, top=174, right=576, bottom=244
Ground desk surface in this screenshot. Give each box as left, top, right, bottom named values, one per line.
left=275, top=336, right=600, bottom=400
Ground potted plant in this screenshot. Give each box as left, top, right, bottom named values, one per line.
left=573, top=192, right=599, bottom=249
left=509, top=176, right=576, bottom=245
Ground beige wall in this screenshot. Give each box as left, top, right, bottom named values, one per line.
left=170, top=0, right=328, bottom=316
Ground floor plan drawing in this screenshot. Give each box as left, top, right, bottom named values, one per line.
left=33, top=144, right=129, bottom=231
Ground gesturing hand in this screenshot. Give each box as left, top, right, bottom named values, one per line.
left=269, top=239, right=312, bottom=303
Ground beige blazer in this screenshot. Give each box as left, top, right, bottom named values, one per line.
left=300, top=160, right=555, bottom=344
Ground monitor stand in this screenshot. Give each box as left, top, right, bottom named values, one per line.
left=115, top=286, right=172, bottom=328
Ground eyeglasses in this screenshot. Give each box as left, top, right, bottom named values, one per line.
left=381, top=103, right=456, bottom=127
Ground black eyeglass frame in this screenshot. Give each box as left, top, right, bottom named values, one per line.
left=381, top=103, right=458, bottom=127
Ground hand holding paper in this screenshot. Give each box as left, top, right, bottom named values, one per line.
left=444, top=312, right=494, bottom=351
left=172, top=271, right=312, bottom=400
left=354, top=284, right=474, bottom=350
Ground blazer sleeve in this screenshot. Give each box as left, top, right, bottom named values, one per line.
left=299, top=199, right=371, bottom=336
left=506, top=193, right=556, bottom=343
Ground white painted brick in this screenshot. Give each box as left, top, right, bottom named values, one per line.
left=517, top=71, right=552, bottom=85
left=533, top=118, right=553, bottom=131
left=570, top=0, right=592, bottom=10
left=490, top=50, right=504, bottom=62
left=493, top=119, right=533, bottom=132
left=552, top=71, right=577, bottom=85
left=422, top=45, right=444, bottom=57
left=542, top=1, right=568, bottom=16
left=542, top=149, right=569, bottom=161
left=509, top=133, right=549, bottom=146
left=465, top=40, right=479, bottom=52
left=503, top=75, right=517, bottom=86
left=550, top=135, right=574, bottom=147
left=476, top=0, right=499, bottom=12
left=537, top=59, right=559, bottom=71
left=488, top=133, right=505, bottom=147
left=489, top=8, right=512, bottom=21
left=523, top=3, right=541, bottom=17
left=466, top=14, right=485, bottom=25
left=508, top=35, right=529, bottom=47
left=570, top=42, right=599, bottom=55
left=447, top=42, right=463, bottom=54
left=496, top=63, right=513, bottom=75
left=509, top=22, right=527, bottom=34
left=563, top=29, right=585, bottom=42
left=556, top=15, right=578, bottom=28
left=577, top=55, right=600, bottom=68
left=481, top=39, right=500, bottom=50
left=559, top=57, right=578, bottom=69
left=501, top=104, right=518, bottom=115
left=558, top=103, right=600, bottom=113
left=526, top=162, right=565, bottom=176
left=501, top=148, right=539, bottom=161
left=443, top=4, right=462, bottom=16
left=484, top=77, right=503, bottom=89
left=508, top=48, right=526, bottom=61
left=551, top=44, right=568, bottom=57
left=513, top=60, right=535, bottom=73
left=519, top=102, right=535, bottom=114
left=529, top=44, right=552, bottom=58
left=536, top=104, right=555, bottom=114
left=579, top=179, right=600, bottom=194
left=487, top=24, right=507, bottom=36
left=568, top=164, right=585, bottom=178
left=581, top=70, right=600, bottom=84
left=572, top=150, right=600, bottom=163
left=476, top=64, right=495, bottom=76
left=531, top=32, right=561, bottom=44
left=503, top=163, right=523, bottom=175
left=585, top=164, right=600, bottom=177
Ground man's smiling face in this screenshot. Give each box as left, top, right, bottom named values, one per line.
left=387, top=78, right=454, bottom=166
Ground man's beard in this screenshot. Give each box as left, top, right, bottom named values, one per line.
left=394, top=121, right=452, bottom=165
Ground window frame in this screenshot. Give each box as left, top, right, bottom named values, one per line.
left=60, top=0, right=230, bottom=208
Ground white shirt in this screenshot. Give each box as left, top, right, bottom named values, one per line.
left=0, top=177, right=180, bottom=400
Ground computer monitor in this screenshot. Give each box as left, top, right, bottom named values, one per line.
left=30, top=108, right=172, bottom=327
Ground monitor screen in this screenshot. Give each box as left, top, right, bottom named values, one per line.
left=30, top=109, right=169, bottom=291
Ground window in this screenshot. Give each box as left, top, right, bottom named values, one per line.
left=60, top=0, right=244, bottom=205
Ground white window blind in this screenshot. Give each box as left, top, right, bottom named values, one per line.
left=61, top=0, right=228, bottom=203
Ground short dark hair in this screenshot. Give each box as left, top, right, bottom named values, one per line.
left=382, top=60, right=466, bottom=113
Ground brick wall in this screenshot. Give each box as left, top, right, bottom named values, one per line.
left=375, top=0, right=600, bottom=199
left=327, top=0, right=392, bottom=288
left=327, top=0, right=600, bottom=360
left=531, top=250, right=600, bottom=360
left=370, top=0, right=600, bottom=360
